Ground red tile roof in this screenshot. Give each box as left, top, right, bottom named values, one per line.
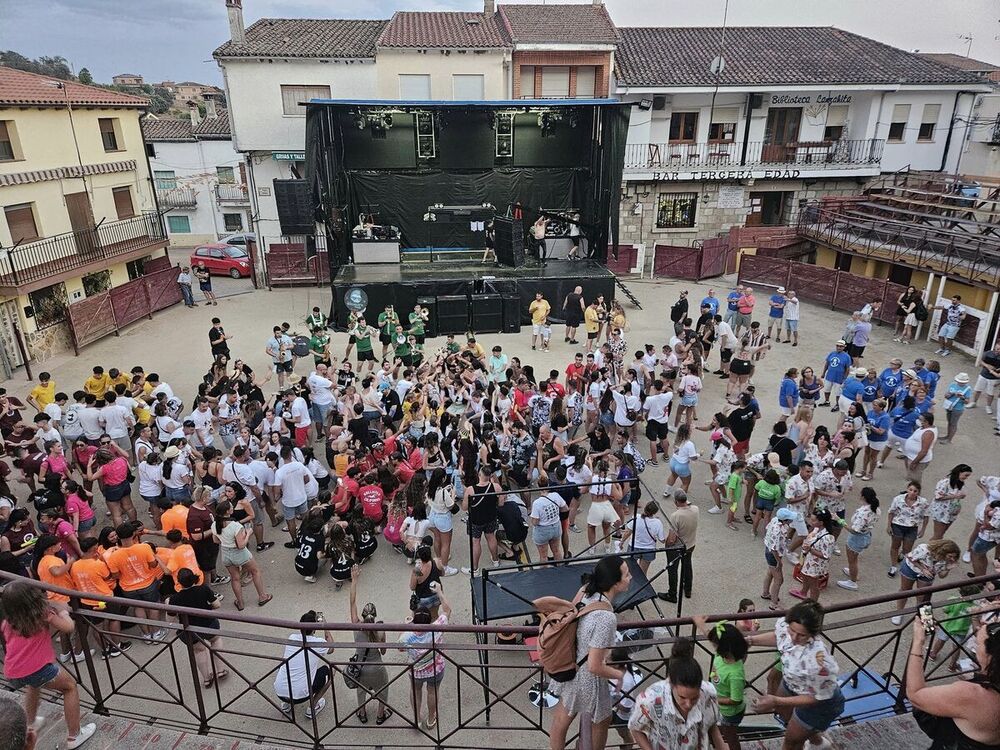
left=918, top=53, right=999, bottom=73
left=377, top=12, right=509, bottom=48
left=141, top=108, right=231, bottom=142
left=498, top=4, right=619, bottom=45
left=214, top=18, right=386, bottom=58
left=0, top=66, right=149, bottom=108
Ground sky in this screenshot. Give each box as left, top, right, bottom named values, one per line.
left=1, top=0, right=998, bottom=85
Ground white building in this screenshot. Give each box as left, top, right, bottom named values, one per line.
left=613, top=26, right=991, bottom=246
left=141, top=101, right=249, bottom=245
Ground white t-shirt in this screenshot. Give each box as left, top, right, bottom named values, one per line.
left=275, top=461, right=311, bottom=507
left=137, top=461, right=164, bottom=497
left=307, top=373, right=334, bottom=406
left=289, top=397, right=312, bottom=428
left=249, top=459, right=276, bottom=492
left=162, top=461, right=190, bottom=489
left=150, top=382, right=174, bottom=401
left=631, top=515, right=665, bottom=550
left=784, top=298, right=800, bottom=321
left=612, top=390, right=641, bottom=426
left=272, top=634, right=330, bottom=700
left=43, top=402, right=62, bottom=425
left=401, top=517, right=431, bottom=543
left=716, top=321, right=738, bottom=351
left=79, top=407, right=103, bottom=440
left=189, top=408, right=215, bottom=446
left=62, top=403, right=84, bottom=438
left=99, top=403, right=132, bottom=439
left=672, top=440, right=698, bottom=465
left=644, top=392, right=673, bottom=423
left=394, top=379, right=413, bottom=403
left=530, top=492, right=567, bottom=527
left=34, top=426, right=61, bottom=452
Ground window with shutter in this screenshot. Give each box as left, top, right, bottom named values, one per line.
left=918, top=104, right=941, bottom=142
left=4, top=203, right=40, bottom=244
left=575, top=67, right=596, bottom=98
left=453, top=75, right=485, bottom=101
left=888, top=104, right=910, bottom=142
left=824, top=104, right=849, bottom=141
left=99, top=118, right=119, bottom=151
left=280, top=85, right=331, bottom=116
left=0, top=121, right=17, bottom=161
left=112, top=187, right=135, bottom=219
left=519, top=66, right=535, bottom=98
left=540, top=67, right=570, bottom=98
left=398, top=75, right=431, bottom=100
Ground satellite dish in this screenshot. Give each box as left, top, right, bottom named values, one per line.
left=344, top=287, right=368, bottom=312
left=710, top=55, right=726, bottom=76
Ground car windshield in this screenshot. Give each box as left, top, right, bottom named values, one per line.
left=225, top=247, right=248, bottom=258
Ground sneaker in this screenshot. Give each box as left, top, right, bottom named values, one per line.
left=71, top=649, right=94, bottom=663
left=836, top=580, right=858, bottom=591
left=306, top=698, right=327, bottom=719
left=493, top=558, right=501, bottom=568
left=461, top=566, right=474, bottom=576
left=58, top=651, right=72, bottom=664
left=211, top=574, right=232, bottom=585
left=888, top=566, right=898, bottom=577
left=257, top=542, right=275, bottom=552
left=104, top=647, right=121, bottom=659
left=987, top=406, right=994, bottom=415
left=890, top=615, right=902, bottom=626
left=117, top=640, right=133, bottom=653
left=934, top=348, right=944, bottom=355
left=67, top=723, right=97, bottom=750
left=962, top=550, right=972, bottom=563
left=707, top=507, right=724, bottom=514
left=283, top=541, right=298, bottom=549
left=842, top=567, right=851, bottom=577
left=442, top=566, right=459, bottom=576
left=830, top=406, right=840, bottom=413
left=647, top=459, right=659, bottom=466
left=833, top=546, right=842, bottom=556
left=152, top=629, right=167, bottom=642
left=569, top=524, right=582, bottom=533
left=304, top=575, right=317, bottom=583
left=941, top=350, right=951, bottom=356
left=280, top=702, right=292, bottom=715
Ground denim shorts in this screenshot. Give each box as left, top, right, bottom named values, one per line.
left=6, top=662, right=59, bottom=689
left=165, top=486, right=192, bottom=503
left=429, top=510, right=454, bottom=534
left=669, top=458, right=692, bottom=478
left=282, top=501, right=307, bottom=521
left=105, top=480, right=131, bottom=503
left=890, top=522, right=918, bottom=542
left=755, top=497, right=776, bottom=512
left=785, top=320, right=799, bottom=332
left=900, top=559, right=933, bottom=583
left=531, top=523, right=561, bottom=546
left=783, top=681, right=844, bottom=733
left=846, top=531, right=871, bottom=554
left=765, top=549, right=779, bottom=567
left=636, top=550, right=656, bottom=563
left=972, top=536, right=998, bottom=554
left=78, top=516, right=97, bottom=533
left=680, top=393, right=699, bottom=408
left=124, top=580, right=160, bottom=604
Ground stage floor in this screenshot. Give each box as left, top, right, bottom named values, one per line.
left=332, top=259, right=612, bottom=284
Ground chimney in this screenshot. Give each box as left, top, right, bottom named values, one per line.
left=484, top=0, right=495, bottom=12
left=188, top=101, right=202, bottom=126
left=226, top=0, right=245, bottom=45
left=205, top=97, right=218, bottom=120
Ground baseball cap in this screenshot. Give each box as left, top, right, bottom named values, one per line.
left=776, top=508, right=797, bottom=522
left=835, top=339, right=847, bottom=346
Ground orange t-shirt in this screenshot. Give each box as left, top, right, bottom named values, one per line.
left=167, top=544, right=204, bottom=586
left=70, top=557, right=114, bottom=607
left=160, top=506, right=190, bottom=537
left=153, top=547, right=172, bottom=580
left=38, top=554, right=72, bottom=602
left=106, top=543, right=157, bottom=592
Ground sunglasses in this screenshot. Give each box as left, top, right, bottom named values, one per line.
left=100, top=441, right=111, bottom=445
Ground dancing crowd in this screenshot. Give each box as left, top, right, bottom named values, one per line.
left=0, top=282, right=998, bottom=750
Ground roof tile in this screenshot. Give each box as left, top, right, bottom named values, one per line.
left=214, top=18, right=387, bottom=59
left=0, top=66, right=148, bottom=108
left=377, top=11, right=508, bottom=48
left=192, top=107, right=232, bottom=138
left=141, top=117, right=194, bottom=142
left=498, top=4, right=619, bottom=45
left=615, top=27, right=986, bottom=87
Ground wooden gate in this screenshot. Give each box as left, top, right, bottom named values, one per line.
left=67, top=293, right=117, bottom=350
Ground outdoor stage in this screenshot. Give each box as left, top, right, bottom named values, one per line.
left=329, top=258, right=616, bottom=328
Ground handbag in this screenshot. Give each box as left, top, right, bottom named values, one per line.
left=344, top=647, right=368, bottom=688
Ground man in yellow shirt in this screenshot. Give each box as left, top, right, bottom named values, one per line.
left=106, top=368, right=130, bottom=392
left=584, top=301, right=601, bottom=352
left=83, top=366, right=110, bottom=403
left=528, top=291, right=551, bottom=351
left=27, top=371, right=56, bottom=411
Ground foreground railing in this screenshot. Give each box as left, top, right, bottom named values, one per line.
left=1, top=568, right=995, bottom=749
left=624, top=138, right=884, bottom=171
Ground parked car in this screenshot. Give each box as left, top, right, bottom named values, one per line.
left=190, top=243, right=252, bottom=278
left=219, top=232, right=256, bottom=248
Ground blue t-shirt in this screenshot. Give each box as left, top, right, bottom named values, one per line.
left=769, top=294, right=786, bottom=318
left=861, top=377, right=879, bottom=402
left=944, top=383, right=972, bottom=413
left=913, top=396, right=934, bottom=415
left=916, top=369, right=940, bottom=399
left=878, top=368, right=903, bottom=397
left=889, top=405, right=920, bottom=439
left=702, top=296, right=720, bottom=316
left=841, top=377, right=865, bottom=402
left=824, top=351, right=850, bottom=385
left=867, top=410, right=891, bottom=441
left=726, top=291, right=740, bottom=312
left=779, top=377, right=799, bottom=409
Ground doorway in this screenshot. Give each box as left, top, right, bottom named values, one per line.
left=763, top=107, right=802, bottom=162
left=747, top=191, right=794, bottom=226
left=64, top=191, right=97, bottom=254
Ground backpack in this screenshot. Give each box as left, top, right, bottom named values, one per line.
left=914, top=300, right=929, bottom=322
left=533, top=595, right=613, bottom=683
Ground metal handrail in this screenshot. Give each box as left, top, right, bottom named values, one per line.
left=624, top=138, right=885, bottom=170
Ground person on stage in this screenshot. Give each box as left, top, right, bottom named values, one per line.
left=568, top=213, right=583, bottom=261
left=482, top=220, right=495, bottom=264
left=532, top=215, right=549, bottom=264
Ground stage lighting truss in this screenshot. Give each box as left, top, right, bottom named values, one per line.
left=535, top=109, right=579, bottom=138
left=495, top=112, right=514, bottom=158
left=415, top=111, right=436, bottom=159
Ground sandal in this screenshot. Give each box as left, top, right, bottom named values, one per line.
left=235, top=601, right=245, bottom=611
left=424, top=715, right=437, bottom=730
left=376, top=708, right=393, bottom=725
left=760, top=592, right=771, bottom=600
left=258, top=594, right=274, bottom=607
left=357, top=710, right=368, bottom=724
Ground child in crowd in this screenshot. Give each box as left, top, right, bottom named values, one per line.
left=735, top=598, right=760, bottom=634
left=608, top=645, right=643, bottom=750
left=693, top=615, right=749, bottom=750
left=928, top=582, right=982, bottom=671
left=725, top=459, right=746, bottom=531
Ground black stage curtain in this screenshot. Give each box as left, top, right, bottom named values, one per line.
left=346, top=169, right=589, bottom=251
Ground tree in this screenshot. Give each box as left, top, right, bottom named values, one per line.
left=78, top=67, right=93, bottom=85
left=148, top=86, right=173, bottom=114
left=0, top=51, right=75, bottom=79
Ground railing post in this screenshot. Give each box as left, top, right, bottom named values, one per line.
left=178, top=613, right=211, bottom=735
left=69, top=597, right=108, bottom=716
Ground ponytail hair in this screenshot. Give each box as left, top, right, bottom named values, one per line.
left=582, top=555, right=625, bottom=597
left=214, top=500, right=233, bottom=535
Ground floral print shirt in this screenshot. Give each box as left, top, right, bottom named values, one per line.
left=931, top=477, right=965, bottom=526
left=774, top=618, right=840, bottom=701
left=628, top=679, right=720, bottom=750
left=848, top=505, right=879, bottom=535
left=812, top=468, right=853, bottom=515
left=888, top=494, right=930, bottom=529
left=764, top=517, right=790, bottom=556
left=799, top=528, right=834, bottom=578
left=905, top=543, right=952, bottom=579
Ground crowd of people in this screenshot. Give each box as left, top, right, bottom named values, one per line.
left=0, top=280, right=998, bottom=750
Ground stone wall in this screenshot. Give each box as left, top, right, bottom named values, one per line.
left=619, top=177, right=869, bottom=273
left=24, top=321, right=73, bottom=362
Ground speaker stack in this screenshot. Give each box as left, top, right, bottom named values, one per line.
left=492, top=216, right=525, bottom=268
left=502, top=295, right=521, bottom=333
left=435, top=295, right=470, bottom=335
left=471, top=294, right=503, bottom=334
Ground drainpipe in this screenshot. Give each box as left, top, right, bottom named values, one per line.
left=739, top=93, right=755, bottom=166
left=940, top=90, right=972, bottom=173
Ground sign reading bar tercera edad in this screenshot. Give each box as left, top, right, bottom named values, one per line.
left=273, top=152, right=305, bottom=161
left=649, top=169, right=803, bottom=181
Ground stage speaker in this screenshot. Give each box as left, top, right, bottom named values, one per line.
left=472, top=294, right=503, bottom=334
left=493, top=216, right=525, bottom=268
left=436, top=295, right=470, bottom=335
left=416, top=296, right=437, bottom=338
left=502, top=295, right=521, bottom=333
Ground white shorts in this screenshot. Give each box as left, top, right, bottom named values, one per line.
left=532, top=323, right=544, bottom=335
left=886, top=433, right=908, bottom=451
left=975, top=376, right=998, bottom=396
left=587, top=501, right=620, bottom=527
left=788, top=507, right=808, bottom=537
left=779, top=406, right=795, bottom=417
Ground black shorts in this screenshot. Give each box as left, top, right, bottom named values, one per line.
left=720, top=348, right=733, bottom=363
left=645, top=419, right=669, bottom=441
left=357, top=349, right=375, bottom=362
left=348, top=335, right=356, bottom=344
left=730, top=359, right=753, bottom=376
left=415, top=334, right=425, bottom=344
left=848, top=344, right=866, bottom=359
left=565, top=313, right=582, bottom=327
left=588, top=331, right=598, bottom=339
left=123, top=581, right=160, bottom=604
left=470, top=519, right=498, bottom=538
left=275, top=361, right=293, bottom=374
left=379, top=333, right=392, bottom=345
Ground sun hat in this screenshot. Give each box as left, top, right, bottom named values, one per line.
left=835, top=339, right=847, bottom=346
left=853, top=367, right=867, bottom=377
left=777, top=287, right=786, bottom=294
left=776, top=508, right=797, bottom=522
left=164, top=445, right=181, bottom=459
left=955, top=372, right=970, bottom=384
left=903, top=369, right=918, bottom=379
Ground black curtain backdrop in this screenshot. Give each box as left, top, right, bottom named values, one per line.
left=347, top=168, right=588, bottom=251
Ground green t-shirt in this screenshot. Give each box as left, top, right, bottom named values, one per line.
left=940, top=597, right=973, bottom=636
left=725, top=473, right=742, bottom=509
left=394, top=339, right=411, bottom=358
left=408, top=312, right=425, bottom=337
left=446, top=341, right=460, bottom=354
left=355, top=328, right=373, bottom=352
left=755, top=480, right=782, bottom=503
left=378, top=311, right=397, bottom=337
left=710, top=654, right=746, bottom=717
left=309, top=335, right=329, bottom=361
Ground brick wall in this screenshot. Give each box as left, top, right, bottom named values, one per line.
left=512, top=51, right=612, bottom=98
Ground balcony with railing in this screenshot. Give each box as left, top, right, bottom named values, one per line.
left=624, top=138, right=885, bottom=177
left=156, top=187, right=197, bottom=208
left=216, top=183, right=251, bottom=204
left=0, top=211, right=168, bottom=293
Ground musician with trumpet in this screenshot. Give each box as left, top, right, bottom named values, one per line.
left=377, top=304, right=400, bottom=359
left=408, top=304, right=429, bottom=346
left=265, top=325, right=295, bottom=389
left=350, top=316, right=379, bottom=374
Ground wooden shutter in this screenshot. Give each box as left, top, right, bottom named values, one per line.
left=4, top=204, right=40, bottom=244
left=112, top=187, right=135, bottom=219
